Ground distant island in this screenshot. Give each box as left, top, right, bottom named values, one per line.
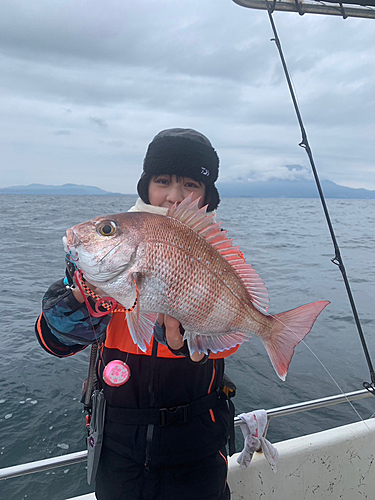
left=1, top=180, right=375, bottom=199
left=0, top=183, right=125, bottom=196
left=217, top=179, right=375, bottom=199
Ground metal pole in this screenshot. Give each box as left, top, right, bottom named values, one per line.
left=234, top=388, right=372, bottom=425
left=264, top=1, right=375, bottom=385
left=0, top=451, right=88, bottom=481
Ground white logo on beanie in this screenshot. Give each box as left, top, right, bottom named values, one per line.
left=201, top=167, right=210, bottom=176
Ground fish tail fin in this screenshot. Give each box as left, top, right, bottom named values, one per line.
left=262, top=300, right=330, bottom=381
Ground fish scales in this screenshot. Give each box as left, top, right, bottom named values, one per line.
left=139, top=214, right=257, bottom=333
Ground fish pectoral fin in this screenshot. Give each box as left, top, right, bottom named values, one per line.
left=126, top=309, right=157, bottom=352
left=185, top=331, right=249, bottom=356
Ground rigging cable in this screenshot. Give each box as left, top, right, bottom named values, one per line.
left=264, top=0, right=375, bottom=391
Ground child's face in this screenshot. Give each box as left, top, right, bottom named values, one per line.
left=148, top=174, right=206, bottom=209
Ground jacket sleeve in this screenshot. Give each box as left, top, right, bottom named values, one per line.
left=35, top=279, right=111, bottom=357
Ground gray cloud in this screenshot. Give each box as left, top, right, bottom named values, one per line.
left=1, top=0, right=374, bottom=192
left=54, top=130, right=71, bottom=136
left=89, top=117, right=108, bottom=129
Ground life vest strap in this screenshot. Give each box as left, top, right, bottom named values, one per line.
left=106, top=390, right=222, bottom=427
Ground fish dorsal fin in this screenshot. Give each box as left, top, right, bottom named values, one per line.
left=166, top=195, right=270, bottom=313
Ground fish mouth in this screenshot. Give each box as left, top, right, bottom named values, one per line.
left=65, top=228, right=81, bottom=248
left=63, top=229, right=81, bottom=262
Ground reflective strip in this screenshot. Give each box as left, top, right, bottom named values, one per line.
left=208, top=360, right=216, bottom=422
left=35, top=313, right=85, bottom=358
left=219, top=449, right=229, bottom=473
left=35, top=314, right=57, bottom=355
left=219, top=449, right=229, bottom=493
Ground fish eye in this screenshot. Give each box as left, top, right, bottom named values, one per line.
left=97, top=221, right=117, bottom=237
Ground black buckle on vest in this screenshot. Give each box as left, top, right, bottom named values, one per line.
left=159, top=404, right=190, bottom=426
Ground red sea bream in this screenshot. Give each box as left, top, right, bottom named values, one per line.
left=63, top=196, right=329, bottom=380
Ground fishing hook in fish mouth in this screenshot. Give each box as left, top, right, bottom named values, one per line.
left=65, top=251, right=79, bottom=264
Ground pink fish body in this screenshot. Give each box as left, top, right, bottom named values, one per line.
left=64, top=196, right=329, bottom=380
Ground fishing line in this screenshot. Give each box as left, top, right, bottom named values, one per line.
left=78, top=273, right=134, bottom=388
left=264, top=0, right=375, bottom=389
left=80, top=293, right=132, bottom=392
left=270, top=313, right=371, bottom=430
left=65, top=253, right=133, bottom=391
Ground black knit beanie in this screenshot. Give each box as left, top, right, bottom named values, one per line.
left=137, top=128, right=220, bottom=211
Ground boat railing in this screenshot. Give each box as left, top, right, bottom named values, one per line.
left=0, top=388, right=373, bottom=481
left=233, top=0, right=375, bottom=20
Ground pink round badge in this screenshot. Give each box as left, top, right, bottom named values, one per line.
left=103, top=360, right=131, bottom=387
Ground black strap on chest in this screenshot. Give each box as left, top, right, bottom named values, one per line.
left=106, top=390, right=221, bottom=427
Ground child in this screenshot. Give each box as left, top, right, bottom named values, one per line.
left=35, top=128, right=237, bottom=499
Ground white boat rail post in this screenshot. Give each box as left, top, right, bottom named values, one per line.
left=0, top=388, right=373, bottom=481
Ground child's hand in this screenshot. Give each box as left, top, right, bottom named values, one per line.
left=158, top=314, right=205, bottom=362
left=72, top=277, right=106, bottom=304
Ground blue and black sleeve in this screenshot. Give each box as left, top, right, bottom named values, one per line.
left=35, top=279, right=111, bottom=357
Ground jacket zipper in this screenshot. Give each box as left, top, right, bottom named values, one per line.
left=144, top=338, right=158, bottom=473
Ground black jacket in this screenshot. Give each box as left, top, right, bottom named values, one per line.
left=35, top=280, right=231, bottom=467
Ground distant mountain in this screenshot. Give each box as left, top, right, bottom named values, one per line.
left=1, top=180, right=374, bottom=198
left=0, top=183, right=126, bottom=196
left=217, top=179, right=375, bottom=199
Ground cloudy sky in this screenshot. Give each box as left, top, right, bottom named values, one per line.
left=1, top=0, right=375, bottom=193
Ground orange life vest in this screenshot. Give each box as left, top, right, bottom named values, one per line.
left=105, top=312, right=239, bottom=359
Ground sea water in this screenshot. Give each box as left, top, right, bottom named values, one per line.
left=0, top=195, right=374, bottom=499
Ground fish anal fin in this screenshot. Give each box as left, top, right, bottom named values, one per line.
left=185, top=331, right=249, bottom=356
